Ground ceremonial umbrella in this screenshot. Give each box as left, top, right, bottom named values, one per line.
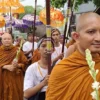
left=4, top=15, right=15, bottom=27
left=0, top=0, right=24, bottom=33
left=13, top=19, right=28, bottom=29
left=12, top=6, right=25, bottom=14
left=22, top=14, right=43, bottom=26
left=39, top=7, right=64, bottom=27
left=0, top=16, right=5, bottom=28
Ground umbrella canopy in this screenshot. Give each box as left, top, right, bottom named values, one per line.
left=4, top=16, right=15, bottom=27
left=12, top=6, right=25, bottom=14
left=0, top=0, right=23, bottom=7
left=0, top=0, right=24, bottom=13
left=14, top=19, right=28, bottom=28
left=22, top=14, right=43, bottom=26
left=0, top=16, right=5, bottom=28
left=39, top=7, right=64, bottom=27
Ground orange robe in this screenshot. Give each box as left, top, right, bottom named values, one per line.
left=32, top=49, right=41, bottom=63
left=46, top=50, right=100, bottom=100
left=66, top=39, right=75, bottom=48
left=0, top=45, right=28, bottom=100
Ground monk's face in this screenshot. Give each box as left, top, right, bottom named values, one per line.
left=2, top=33, right=13, bottom=46
left=76, top=15, right=100, bottom=53
left=52, top=31, right=60, bottom=43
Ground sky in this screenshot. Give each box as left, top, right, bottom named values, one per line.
left=20, top=0, right=45, bottom=7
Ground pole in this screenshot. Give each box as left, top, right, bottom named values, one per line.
left=46, top=0, right=51, bottom=74
left=62, top=0, right=71, bottom=53
left=32, top=0, right=37, bottom=51
left=10, top=7, right=12, bottom=34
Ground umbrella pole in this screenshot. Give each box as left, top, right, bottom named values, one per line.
left=32, top=0, right=37, bottom=51
left=62, top=0, right=71, bottom=53
left=46, top=0, right=51, bottom=74
left=10, top=7, right=12, bottom=34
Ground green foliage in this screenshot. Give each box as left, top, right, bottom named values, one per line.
left=51, top=0, right=100, bottom=9
left=36, top=5, right=43, bottom=15
left=19, top=5, right=43, bottom=19
left=51, top=0, right=66, bottom=8
left=19, top=6, right=34, bottom=19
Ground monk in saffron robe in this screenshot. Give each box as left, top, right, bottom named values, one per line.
left=0, top=33, right=28, bottom=100
left=46, top=12, right=100, bottom=100
left=32, top=49, right=41, bottom=63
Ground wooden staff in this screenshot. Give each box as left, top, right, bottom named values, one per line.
left=32, top=0, right=37, bottom=51
left=10, top=7, right=12, bottom=34
left=46, top=0, right=52, bottom=74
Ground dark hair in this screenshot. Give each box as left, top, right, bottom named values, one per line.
left=38, top=34, right=54, bottom=48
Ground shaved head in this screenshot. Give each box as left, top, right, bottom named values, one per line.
left=2, top=33, right=12, bottom=39
left=76, top=12, right=100, bottom=32
left=1, top=33, right=13, bottom=46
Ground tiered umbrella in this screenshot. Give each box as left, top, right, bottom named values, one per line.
left=4, top=15, right=15, bottom=27
left=0, top=0, right=25, bottom=33
left=0, top=16, right=5, bottom=28
left=39, top=7, right=64, bottom=27
left=22, top=14, right=43, bottom=26
left=14, top=19, right=28, bottom=28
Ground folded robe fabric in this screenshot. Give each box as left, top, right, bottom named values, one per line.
left=46, top=50, right=100, bottom=100
left=0, top=45, right=28, bottom=100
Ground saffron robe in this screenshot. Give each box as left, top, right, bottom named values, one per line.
left=46, top=50, right=100, bottom=100
left=32, top=49, right=41, bottom=63
left=0, top=45, right=28, bottom=100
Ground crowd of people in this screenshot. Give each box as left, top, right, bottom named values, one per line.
left=0, top=12, right=100, bottom=100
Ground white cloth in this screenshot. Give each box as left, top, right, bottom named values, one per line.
left=24, top=62, right=48, bottom=92
left=22, top=41, right=37, bottom=57
left=52, top=43, right=67, bottom=64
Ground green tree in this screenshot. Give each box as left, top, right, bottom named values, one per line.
left=50, top=0, right=100, bottom=9
left=19, top=6, right=34, bottom=19
left=36, top=5, right=43, bottom=15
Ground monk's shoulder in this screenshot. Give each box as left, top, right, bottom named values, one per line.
left=51, top=58, right=70, bottom=76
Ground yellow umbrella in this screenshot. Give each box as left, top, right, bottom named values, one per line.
left=39, top=7, right=64, bottom=27
left=12, top=6, right=25, bottom=14
left=0, top=0, right=24, bottom=13
left=0, top=16, right=5, bottom=28
left=9, top=0, right=23, bottom=7
left=0, top=7, right=10, bottom=13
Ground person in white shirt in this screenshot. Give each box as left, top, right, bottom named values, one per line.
left=22, top=33, right=37, bottom=63
left=24, top=36, right=54, bottom=100
left=51, top=28, right=67, bottom=65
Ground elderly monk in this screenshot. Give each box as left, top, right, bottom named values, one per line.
left=46, top=12, right=100, bottom=100
left=0, top=33, right=28, bottom=100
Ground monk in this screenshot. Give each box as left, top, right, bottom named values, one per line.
left=46, top=12, right=100, bottom=100
left=32, top=49, right=41, bottom=63
left=0, top=33, right=28, bottom=100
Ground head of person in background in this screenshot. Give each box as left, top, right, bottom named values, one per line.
left=34, top=36, right=40, bottom=42
left=51, top=28, right=61, bottom=46
left=1, top=32, right=13, bottom=47
left=38, top=35, right=54, bottom=58
left=27, top=32, right=33, bottom=42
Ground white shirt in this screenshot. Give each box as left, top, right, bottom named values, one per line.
left=52, top=43, right=67, bottom=64
left=24, top=62, right=48, bottom=92
left=22, top=41, right=37, bottom=57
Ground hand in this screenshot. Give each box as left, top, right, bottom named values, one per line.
left=58, top=53, right=64, bottom=59
left=41, top=75, right=50, bottom=86
left=3, top=65, right=16, bottom=71
left=12, top=59, right=18, bottom=68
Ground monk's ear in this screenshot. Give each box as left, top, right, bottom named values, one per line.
left=71, top=32, right=79, bottom=41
